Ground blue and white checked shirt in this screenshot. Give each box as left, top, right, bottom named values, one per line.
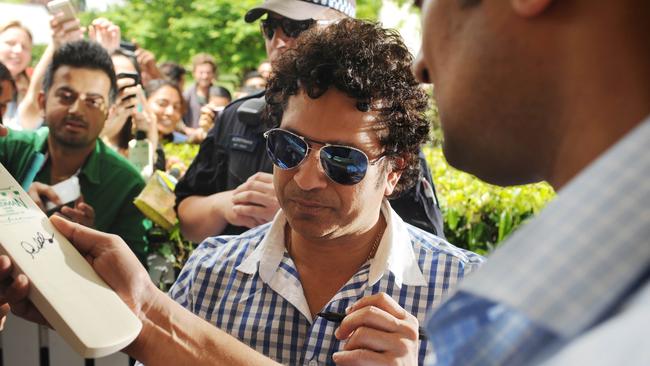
left=169, top=200, right=484, bottom=365
left=426, top=117, right=650, bottom=365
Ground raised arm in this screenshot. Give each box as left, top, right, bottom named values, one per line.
left=18, top=14, right=83, bottom=130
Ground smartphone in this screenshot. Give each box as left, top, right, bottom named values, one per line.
left=46, top=0, right=77, bottom=22
left=116, top=72, right=141, bottom=91
left=119, top=40, right=137, bottom=53
left=44, top=176, right=81, bottom=215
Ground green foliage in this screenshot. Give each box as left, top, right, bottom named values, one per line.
left=424, top=146, right=555, bottom=255
left=163, top=142, right=200, bottom=167
left=356, top=0, right=383, bottom=20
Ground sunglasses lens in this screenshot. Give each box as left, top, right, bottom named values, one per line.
left=261, top=20, right=275, bottom=40
left=266, top=130, right=308, bottom=169
left=261, top=18, right=314, bottom=40
left=321, top=146, right=368, bottom=185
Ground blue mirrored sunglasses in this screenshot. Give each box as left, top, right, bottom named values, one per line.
left=264, top=128, right=384, bottom=185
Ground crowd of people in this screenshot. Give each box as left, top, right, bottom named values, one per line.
left=0, top=0, right=648, bottom=365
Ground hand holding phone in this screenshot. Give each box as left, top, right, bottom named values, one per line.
left=47, top=0, right=82, bottom=48
left=47, top=0, right=76, bottom=22
left=44, top=176, right=81, bottom=215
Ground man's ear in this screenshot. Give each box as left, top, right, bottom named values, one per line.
left=383, top=157, right=404, bottom=197
left=511, top=0, right=553, bottom=17
left=37, top=91, right=46, bottom=110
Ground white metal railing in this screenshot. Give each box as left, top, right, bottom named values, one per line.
left=0, top=251, right=176, bottom=365
left=1, top=314, right=132, bottom=366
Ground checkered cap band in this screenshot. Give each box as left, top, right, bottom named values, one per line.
left=299, top=0, right=356, bottom=17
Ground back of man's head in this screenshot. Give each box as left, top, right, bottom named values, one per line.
left=266, top=18, right=430, bottom=197
left=245, top=0, right=356, bottom=22
left=43, top=40, right=117, bottom=103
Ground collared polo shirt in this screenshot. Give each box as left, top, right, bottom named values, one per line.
left=169, top=200, right=484, bottom=365
left=0, top=128, right=149, bottom=263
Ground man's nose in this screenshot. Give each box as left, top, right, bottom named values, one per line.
left=67, top=97, right=83, bottom=114
left=270, top=27, right=290, bottom=51
left=293, top=149, right=328, bottom=191
left=412, top=51, right=431, bottom=84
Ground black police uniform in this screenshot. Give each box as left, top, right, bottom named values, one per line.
left=175, top=91, right=445, bottom=238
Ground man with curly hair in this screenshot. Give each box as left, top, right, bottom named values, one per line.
left=163, top=19, right=482, bottom=365
left=175, top=0, right=446, bottom=245
left=2, top=19, right=482, bottom=366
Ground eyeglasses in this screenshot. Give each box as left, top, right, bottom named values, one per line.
left=264, top=128, right=384, bottom=185
left=54, top=88, right=107, bottom=114
left=260, top=17, right=315, bottom=40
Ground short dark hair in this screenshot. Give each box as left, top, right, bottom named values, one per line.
left=159, top=62, right=186, bottom=86
left=111, top=48, right=142, bottom=78
left=209, top=85, right=232, bottom=101
left=43, top=40, right=117, bottom=103
left=0, top=62, right=16, bottom=99
left=266, top=19, right=430, bottom=196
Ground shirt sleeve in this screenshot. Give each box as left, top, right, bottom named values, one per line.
left=425, top=291, right=557, bottom=366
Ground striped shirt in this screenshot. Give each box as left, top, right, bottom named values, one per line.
left=169, top=200, right=484, bottom=365
left=425, top=117, right=650, bottom=365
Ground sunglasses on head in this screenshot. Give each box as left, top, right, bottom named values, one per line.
left=264, top=128, right=385, bottom=185
left=260, top=17, right=315, bottom=40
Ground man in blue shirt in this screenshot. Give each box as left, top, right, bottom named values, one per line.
left=411, top=0, right=650, bottom=364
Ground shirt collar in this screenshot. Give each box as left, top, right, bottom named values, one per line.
left=38, top=127, right=103, bottom=185
left=236, top=199, right=428, bottom=288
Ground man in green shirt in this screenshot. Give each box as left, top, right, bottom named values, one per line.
left=0, top=40, right=148, bottom=264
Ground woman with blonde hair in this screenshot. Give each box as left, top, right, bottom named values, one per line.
left=0, top=20, right=33, bottom=125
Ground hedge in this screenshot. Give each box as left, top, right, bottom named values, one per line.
left=423, top=146, right=555, bottom=255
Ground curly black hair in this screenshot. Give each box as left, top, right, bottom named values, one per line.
left=265, top=18, right=430, bottom=196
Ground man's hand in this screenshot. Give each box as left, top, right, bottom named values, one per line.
left=49, top=216, right=155, bottom=316
left=332, top=293, right=420, bottom=366
left=27, top=182, right=62, bottom=212
left=49, top=13, right=83, bottom=50
left=60, top=197, right=95, bottom=228
left=88, top=18, right=121, bottom=53
left=0, top=255, right=48, bottom=326
left=0, top=124, right=7, bottom=137
left=0, top=216, right=157, bottom=329
left=0, top=303, right=9, bottom=330
left=198, top=105, right=217, bottom=132
left=103, top=78, right=139, bottom=140
left=226, top=172, right=280, bottom=228
left=135, top=46, right=162, bottom=84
